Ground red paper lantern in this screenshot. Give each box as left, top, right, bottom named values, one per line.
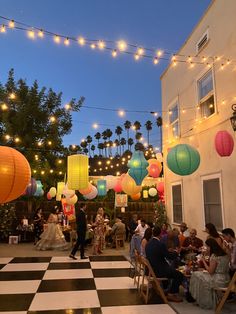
left=156, top=182, right=164, bottom=194
left=0, top=146, right=31, bottom=203
left=215, top=130, right=234, bottom=157
left=47, top=192, right=52, bottom=200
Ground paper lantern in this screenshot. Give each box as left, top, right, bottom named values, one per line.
left=113, top=176, right=123, bottom=193
left=215, top=130, right=234, bottom=157
left=128, top=151, right=148, bottom=186
left=147, top=159, right=162, bottom=178
left=49, top=187, right=57, bottom=197
left=0, top=146, right=31, bottom=203
left=156, top=182, right=164, bottom=194
left=47, top=192, right=52, bottom=200
left=66, top=194, right=78, bottom=205
left=79, top=183, right=93, bottom=195
left=97, top=179, right=107, bottom=196
left=106, top=175, right=117, bottom=190
left=56, top=194, right=61, bottom=201
left=148, top=187, right=157, bottom=197
left=121, top=174, right=142, bottom=195
left=62, top=184, right=75, bottom=198
left=67, top=154, right=89, bottom=190
left=143, top=190, right=149, bottom=198
left=167, top=144, right=200, bottom=176
left=84, top=185, right=98, bottom=200
left=25, top=177, right=37, bottom=196
left=57, top=182, right=65, bottom=195
left=131, top=192, right=141, bottom=201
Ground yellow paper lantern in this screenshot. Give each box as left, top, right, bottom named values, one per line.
left=57, top=182, right=65, bottom=195
left=0, top=146, right=31, bottom=203
left=121, top=174, right=142, bottom=195
left=56, top=194, right=61, bottom=201
left=143, top=190, right=149, bottom=198
left=67, top=154, right=89, bottom=190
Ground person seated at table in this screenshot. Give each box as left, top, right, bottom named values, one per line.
left=140, top=227, right=153, bottom=257
left=222, top=228, right=236, bottom=277
left=146, top=226, right=184, bottom=302
left=160, top=222, right=168, bottom=237
left=135, top=219, right=148, bottom=238
left=205, top=222, right=223, bottom=248
left=178, top=222, right=190, bottom=247
left=110, top=217, right=126, bottom=246
left=189, top=238, right=230, bottom=309
left=161, top=229, right=181, bottom=268
left=182, top=228, right=203, bottom=256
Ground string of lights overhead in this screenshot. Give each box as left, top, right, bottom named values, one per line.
left=0, top=15, right=235, bottom=68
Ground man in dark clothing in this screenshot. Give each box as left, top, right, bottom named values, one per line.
left=69, top=203, right=88, bottom=260
left=145, top=226, right=183, bottom=302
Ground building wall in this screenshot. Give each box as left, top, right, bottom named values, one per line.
left=161, top=0, right=236, bottom=240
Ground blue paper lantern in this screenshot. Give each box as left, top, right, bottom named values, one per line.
left=167, top=144, right=200, bottom=176
left=97, top=179, right=107, bottom=196
left=128, top=150, right=148, bottom=186
left=34, top=180, right=44, bottom=197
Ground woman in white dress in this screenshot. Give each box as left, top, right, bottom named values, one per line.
left=36, top=210, right=69, bottom=251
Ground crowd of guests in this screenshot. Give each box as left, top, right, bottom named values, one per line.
left=130, top=219, right=236, bottom=308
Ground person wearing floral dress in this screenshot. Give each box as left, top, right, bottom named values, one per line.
left=93, top=208, right=105, bottom=255
left=189, top=238, right=230, bottom=309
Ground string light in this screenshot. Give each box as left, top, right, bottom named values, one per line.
left=98, top=41, right=105, bottom=49
left=92, top=123, right=98, bottom=129
left=153, top=57, right=159, bottom=65
left=112, top=49, right=117, bottom=57
left=8, top=20, right=14, bottom=28
left=54, top=35, right=61, bottom=44
left=5, top=134, right=10, bottom=140
left=78, top=37, right=85, bottom=46
left=118, top=110, right=125, bottom=117
left=117, top=40, right=127, bottom=51
left=49, top=116, right=56, bottom=123
left=134, top=53, right=140, bottom=61
left=137, top=47, right=144, bottom=56
left=27, top=30, right=35, bottom=39
left=0, top=24, right=6, bottom=33
left=90, top=43, right=96, bottom=49
left=38, top=30, right=44, bottom=38
left=64, top=37, right=70, bottom=46
left=1, top=103, right=8, bottom=110
left=9, top=93, right=15, bottom=100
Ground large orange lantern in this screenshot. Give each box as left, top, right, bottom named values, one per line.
left=131, top=192, right=141, bottom=201
left=121, top=174, right=142, bottom=195
left=0, top=146, right=31, bottom=203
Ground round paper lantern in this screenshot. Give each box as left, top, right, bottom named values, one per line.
left=0, top=146, right=31, bottom=203
left=84, top=185, right=98, bottom=200
left=49, top=187, right=57, bottom=197
left=113, top=177, right=123, bottom=193
left=167, top=144, right=200, bottom=176
left=66, top=194, right=78, bottom=205
left=215, top=130, right=234, bottom=157
left=131, top=192, right=141, bottom=201
left=148, top=187, right=157, bottom=197
left=79, top=183, right=93, bottom=195
left=121, top=174, right=142, bottom=195
left=106, top=175, right=117, bottom=190
left=156, top=182, right=164, bottom=194
left=62, top=184, right=75, bottom=198
left=47, top=192, right=52, bottom=200
left=148, top=163, right=161, bottom=178
left=25, top=177, right=37, bottom=196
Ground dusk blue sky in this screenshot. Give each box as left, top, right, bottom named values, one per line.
left=0, top=0, right=211, bottom=152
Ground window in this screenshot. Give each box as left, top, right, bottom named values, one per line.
left=202, top=177, right=223, bottom=230
left=197, top=70, right=215, bottom=118
left=169, top=102, right=179, bottom=137
left=196, top=30, right=209, bottom=53
left=172, top=184, right=183, bottom=224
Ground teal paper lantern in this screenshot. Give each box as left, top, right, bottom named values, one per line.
left=128, top=150, right=148, bottom=186
left=97, top=179, right=107, bottom=196
left=167, top=144, right=200, bottom=176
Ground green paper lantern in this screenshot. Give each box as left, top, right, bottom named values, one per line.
left=128, top=150, right=149, bottom=186
left=167, top=144, right=200, bottom=176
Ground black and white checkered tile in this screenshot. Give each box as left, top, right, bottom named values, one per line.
left=0, top=255, right=175, bottom=313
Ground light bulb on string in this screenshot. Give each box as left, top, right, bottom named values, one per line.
left=117, top=40, right=127, bottom=51
left=118, top=110, right=125, bottom=117
left=5, top=134, right=10, bottom=140
left=8, top=20, right=15, bottom=28
left=27, top=30, right=35, bottom=39
left=137, top=47, right=144, bottom=56
left=0, top=25, right=6, bottom=33
left=153, top=57, right=159, bottom=65
left=78, top=37, right=85, bottom=46
left=54, top=35, right=61, bottom=44
left=134, top=53, right=140, bottom=61
left=64, top=37, right=70, bottom=46
left=9, top=93, right=16, bottom=100
left=112, top=49, right=117, bottom=57
left=98, top=41, right=105, bottom=49
left=38, top=30, right=44, bottom=38
left=90, top=43, right=96, bottom=49
left=157, top=50, right=163, bottom=57
left=1, top=103, right=8, bottom=110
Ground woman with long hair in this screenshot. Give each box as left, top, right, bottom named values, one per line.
left=140, top=227, right=153, bottom=257
left=93, top=207, right=105, bottom=255
left=205, top=223, right=223, bottom=247
left=189, top=238, right=230, bottom=309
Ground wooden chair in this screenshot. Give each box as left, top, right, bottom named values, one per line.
left=133, top=250, right=144, bottom=290
left=214, top=271, right=236, bottom=314
left=115, top=234, right=125, bottom=249
left=140, top=256, right=169, bottom=304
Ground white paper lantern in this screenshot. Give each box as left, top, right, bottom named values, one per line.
left=148, top=187, right=157, bottom=197
left=84, top=185, right=98, bottom=200
left=106, top=175, right=117, bottom=190
left=49, top=187, right=57, bottom=197
left=66, top=194, right=78, bottom=205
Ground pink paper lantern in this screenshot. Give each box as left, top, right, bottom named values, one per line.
left=113, top=177, right=123, bottom=193
left=215, top=130, right=234, bottom=157
left=47, top=192, right=52, bottom=200
left=156, top=182, right=164, bottom=194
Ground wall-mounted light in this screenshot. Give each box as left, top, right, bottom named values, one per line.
left=230, top=104, right=236, bottom=132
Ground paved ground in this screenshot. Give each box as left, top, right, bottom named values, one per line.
left=0, top=243, right=235, bottom=313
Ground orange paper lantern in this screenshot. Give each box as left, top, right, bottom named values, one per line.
left=0, top=146, right=31, bottom=203
left=121, top=174, right=142, bottom=195
left=131, top=192, right=141, bottom=201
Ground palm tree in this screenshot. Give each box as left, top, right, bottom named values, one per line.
left=135, top=142, right=145, bottom=151
left=94, top=132, right=101, bottom=146
left=135, top=131, right=142, bottom=143
left=91, top=144, right=96, bottom=157
left=133, top=121, right=141, bottom=135
left=124, top=120, right=131, bottom=149
left=105, top=129, right=113, bottom=156
left=86, top=135, right=93, bottom=156
left=115, top=126, right=123, bottom=155
left=102, top=130, right=108, bottom=157
left=128, top=137, right=134, bottom=151
left=98, top=142, right=104, bottom=157
left=156, top=116, right=163, bottom=152
left=114, top=139, right=119, bottom=156
left=80, top=140, right=88, bottom=154
left=145, top=120, right=153, bottom=146
left=120, top=137, right=126, bottom=155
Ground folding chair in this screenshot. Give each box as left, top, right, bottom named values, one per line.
left=115, top=234, right=125, bottom=249
left=214, top=271, right=236, bottom=314
left=133, top=250, right=144, bottom=290
left=140, top=256, right=169, bottom=304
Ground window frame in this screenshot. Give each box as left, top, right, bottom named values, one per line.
left=168, top=98, right=180, bottom=138
left=171, top=181, right=184, bottom=225
left=196, top=68, right=216, bottom=119
left=201, top=173, right=225, bottom=231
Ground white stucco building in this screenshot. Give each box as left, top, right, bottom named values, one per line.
left=161, top=0, right=236, bottom=239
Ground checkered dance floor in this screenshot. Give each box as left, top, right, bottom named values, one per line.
left=0, top=255, right=175, bottom=313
